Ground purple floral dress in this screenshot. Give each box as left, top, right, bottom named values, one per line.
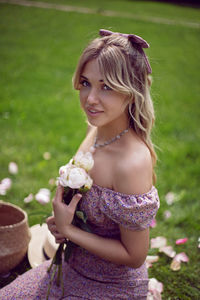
left=0, top=184, right=159, bottom=299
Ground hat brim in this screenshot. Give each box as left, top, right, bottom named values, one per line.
left=28, top=223, right=49, bottom=268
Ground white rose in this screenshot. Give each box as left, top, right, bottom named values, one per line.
left=84, top=175, right=93, bottom=190
left=67, top=167, right=88, bottom=189
left=58, top=164, right=72, bottom=187
left=74, top=151, right=94, bottom=172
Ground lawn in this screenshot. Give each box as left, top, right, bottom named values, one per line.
left=0, top=0, right=200, bottom=299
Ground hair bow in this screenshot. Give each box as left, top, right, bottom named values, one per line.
left=99, top=29, right=152, bottom=74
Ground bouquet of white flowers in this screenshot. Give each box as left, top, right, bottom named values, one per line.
left=46, top=151, right=94, bottom=299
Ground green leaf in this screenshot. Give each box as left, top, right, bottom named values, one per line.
left=75, top=217, right=93, bottom=233
left=75, top=210, right=87, bottom=223
left=79, top=187, right=89, bottom=194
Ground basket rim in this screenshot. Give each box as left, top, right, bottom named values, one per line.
left=0, top=201, right=28, bottom=230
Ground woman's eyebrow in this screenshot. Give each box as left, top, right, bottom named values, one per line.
left=80, top=75, right=88, bottom=80
left=80, top=75, right=104, bottom=82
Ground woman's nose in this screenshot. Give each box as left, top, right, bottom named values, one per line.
left=87, top=88, right=99, bottom=105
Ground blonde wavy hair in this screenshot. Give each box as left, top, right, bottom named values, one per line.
left=73, top=33, right=157, bottom=182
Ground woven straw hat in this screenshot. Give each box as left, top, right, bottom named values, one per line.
left=0, top=201, right=31, bottom=274
left=28, top=223, right=58, bottom=268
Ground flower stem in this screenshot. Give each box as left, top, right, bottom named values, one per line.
left=46, top=265, right=57, bottom=300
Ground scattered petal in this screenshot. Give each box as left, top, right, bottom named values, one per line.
left=150, top=219, right=157, bottom=228
left=146, top=255, right=159, bottom=268
left=147, top=292, right=154, bottom=300
left=165, top=192, right=175, bottom=205
left=151, top=236, right=167, bottom=249
left=164, top=210, right=171, bottom=219
left=170, top=259, right=181, bottom=271
left=176, top=238, right=188, bottom=245
left=174, top=252, right=189, bottom=263
left=148, top=278, right=163, bottom=299
left=8, top=162, right=18, bottom=174
left=147, top=290, right=162, bottom=300
left=43, top=152, right=51, bottom=160
left=0, top=178, right=12, bottom=195
left=24, top=193, right=34, bottom=203
left=198, top=237, right=200, bottom=248
left=48, top=178, right=55, bottom=186
left=146, top=255, right=159, bottom=264
left=35, top=188, right=51, bottom=205
left=159, top=246, right=176, bottom=258
left=170, top=252, right=189, bottom=271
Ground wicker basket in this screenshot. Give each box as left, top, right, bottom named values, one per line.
left=0, top=201, right=31, bottom=274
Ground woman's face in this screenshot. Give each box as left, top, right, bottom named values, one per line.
left=78, top=59, right=129, bottom=128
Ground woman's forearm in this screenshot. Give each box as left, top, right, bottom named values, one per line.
left=63, top=224, right=144, bottom=268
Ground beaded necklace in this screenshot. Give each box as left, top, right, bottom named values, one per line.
left=90, top=127, right=129, bottom=153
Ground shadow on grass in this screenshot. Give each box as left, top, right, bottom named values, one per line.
left=0, top=253, right=31, bottom=289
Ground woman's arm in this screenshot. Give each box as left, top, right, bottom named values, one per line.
left=49, top=184, right=149, bottom=269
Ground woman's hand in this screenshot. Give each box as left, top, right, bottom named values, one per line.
left=52, top=185, right=82, bottom=236
left=46, top=216, right=65, bottom=244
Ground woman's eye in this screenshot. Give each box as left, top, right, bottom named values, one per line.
left=80, top=80, right=90, bottom=87
left=103, top=84, right=112, bottom=91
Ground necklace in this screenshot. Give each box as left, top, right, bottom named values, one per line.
left=90, top=127, right=129, bottom=153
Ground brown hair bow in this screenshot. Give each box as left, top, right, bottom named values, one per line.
left=99, top=29, right=152, bottom=74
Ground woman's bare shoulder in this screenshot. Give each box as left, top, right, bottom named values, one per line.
left=112, top=140, right=153, bottom=195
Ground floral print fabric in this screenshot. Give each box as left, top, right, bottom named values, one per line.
left=0, top=184, right=159, bottom=299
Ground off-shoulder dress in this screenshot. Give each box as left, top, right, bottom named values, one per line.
left=0, top=184, right=159, bottom=300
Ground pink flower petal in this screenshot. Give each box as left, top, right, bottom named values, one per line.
left=24, top=193, right=34, bottom=203
left=147, top=290, right=162, bottom=300
left=147, top=292, right=154, bottom=300
left=146, top=255, right=159, bottom=264
left=170, top=252, right=189, bottom=271
left=48, top=178, right=55, bottom=186
left=146, top=256, right=159, bottom=268
left=0, top=178, right=12, bottom=195
left=148, top=278, right=163, bottom=293
left=164, top=210, right=171, bottom=219
left=165, top=191, right=175, bottom=205
left=159, top=246, right=176, bottom=258
left=8, top=162, right=18, bottom=174
left=176, top=238, right=188, bottom=245
left=174, top=252, right=189, bottom=263
left=150, top=219, right=157, bottom=228
left=35, top=188, right=51, bottom=205
left=151, top=236, right=167, bottom=249
left=43, top=152, right=51, bottom=160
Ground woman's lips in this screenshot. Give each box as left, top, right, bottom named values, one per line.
left=87, top=108, right=103, bottom=116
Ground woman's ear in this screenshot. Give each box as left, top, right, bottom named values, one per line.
left=147, top=75, right=152, bottom=87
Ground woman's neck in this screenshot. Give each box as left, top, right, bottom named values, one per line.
left=96, top=120, right=129, bottom=144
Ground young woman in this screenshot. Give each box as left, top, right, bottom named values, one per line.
left=0, top=29, right=159, bottom=299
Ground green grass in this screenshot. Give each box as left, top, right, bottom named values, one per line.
left=0, top=1, right=200, bottom=298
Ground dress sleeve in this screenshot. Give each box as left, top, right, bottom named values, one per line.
left=99, top=187, right=160, bottom=230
